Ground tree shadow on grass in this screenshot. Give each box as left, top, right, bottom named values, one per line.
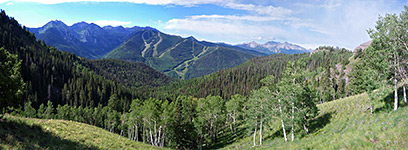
left=209, top=122, right=247, bottom=149
left=308, top=112, right=332, bottom=134
left=374, top=86, right=408, bottom=113
left=264, top=113, right=332, bottom=141
left=0, top=116, right=99, bottom=150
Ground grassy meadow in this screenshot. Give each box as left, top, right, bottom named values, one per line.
left=219, top=92, right=408, bottom=149
left=0, top=114, right=167, bottom=150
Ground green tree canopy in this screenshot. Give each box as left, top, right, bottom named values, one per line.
left=0, top=47, right=25, bottom=112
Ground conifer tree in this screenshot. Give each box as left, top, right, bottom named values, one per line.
left=44, top=101, right=54, bottom=119
left=0, top=47, right=25, bottom=112
left=37, top=103, right=45, bottom=118
left=24, top=101, right=36, bottom=118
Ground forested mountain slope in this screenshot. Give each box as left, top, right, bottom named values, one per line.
left=148, top=47, right=353, bottom=101
left=105, top=29, right=261, bottom=79
left=0, top=10, right=172, bottom=110
left=81, top=59, right=176, bottom=88
left=31, top=20, right=265, bottom=79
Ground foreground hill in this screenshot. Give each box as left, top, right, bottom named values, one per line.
left=105, top=29, right=261, bottom=79
left=0, top=114, right=166, bottom=150
left=220, top=92, right=408, bottom=149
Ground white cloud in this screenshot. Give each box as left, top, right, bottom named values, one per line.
left=279, top=0, right=406, bottom=49
left=6, top=2, right=13, bottom=5
left=189, top=14, right=293, bottom=22
left=164, top=16, right=286, bottom=43
left=162, top=0, right=405, bottom=50
left=296, top=43, right=322, bottom=50
left=321, top=3, right=341, bottom=9
left=224, top=3, right=293, bottom=16
left=90, top=20, right=131, bottom=27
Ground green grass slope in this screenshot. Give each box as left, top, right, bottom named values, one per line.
left=220, top=92, right=408, bottom=149
left=0, top=114, right=167, bottom=150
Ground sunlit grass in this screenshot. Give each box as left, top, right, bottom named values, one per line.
left=220, top=93, right=408, bottom=149
left=0, top=114, right=167, bottom=150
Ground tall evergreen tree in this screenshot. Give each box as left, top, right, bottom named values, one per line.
left=0, top=47, right=25, bottom=112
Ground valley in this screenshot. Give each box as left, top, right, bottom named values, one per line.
left=30, top=20, right=311, bottom=79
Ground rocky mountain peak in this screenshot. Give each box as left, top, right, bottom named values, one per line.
left=236, top=41, right=309, bottom=55
left=353, top=40, right=372, bottom=54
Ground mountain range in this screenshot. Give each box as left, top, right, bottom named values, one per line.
left=29, top=20, right=310, bottom=79
left=236, top=41, right=311, bottom=55
left=104, top=29, right=263, bottom=79
left=29, top=20, right=145, bottom=59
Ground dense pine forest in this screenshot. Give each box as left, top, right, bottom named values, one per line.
left=2, top=5, right=408, bottom=150
left=148, top=47, right=352, bottom=101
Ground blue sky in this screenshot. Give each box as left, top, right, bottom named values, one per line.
left=0, top=0, right=407, bottom=49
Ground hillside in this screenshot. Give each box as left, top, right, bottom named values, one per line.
left=219, top=91, right=408, bottom=149
left=81, top=59, right=176, bottom=88
left=105, top=29, right=260, bottom=79
left=0, top=114, right=166, bottom=150
left=31, top=21, right=264, bottom=79
left=147, top=49, right=353, bottom=100
left=0, top=10, right=172, bottom=110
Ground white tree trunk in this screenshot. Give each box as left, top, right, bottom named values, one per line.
left=291, top=102, right=294, bottom=141
left=233, top=112, right=236, bottom=133
left=133, top=124, right=138, bottom=141
left=278, top=99, right=287, bottom=142
left=136, top=124, right=139, bottom=141
left=404, top=83, right=407, bottom=104
left=303, top=124, right=309, bottom=134
left=253, top=118, right=257, bottom=146
left=161, top=125, right=166, bottom=147
left=146, top=129, right=149, bottom=144
left=157, top=125, right=162, bottom=146
left=120, top=113, right=125, bottom=137
left=394, top=79, right=398, bottom=111
left=150, top=128, right=154, bottom=145
left=154, top=121, right=157, bottom=146
left=142, top=123, right=145, bottom=143
left=128, top=126, right=132, bottom=140
left=229, top=114, right=233, bottom=133
left=259, top=116, right=262, bottom=146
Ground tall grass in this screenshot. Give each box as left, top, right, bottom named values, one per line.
left=0, top=114, right=167, bottom=150
left=220, top=93, right=408, bottom=149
